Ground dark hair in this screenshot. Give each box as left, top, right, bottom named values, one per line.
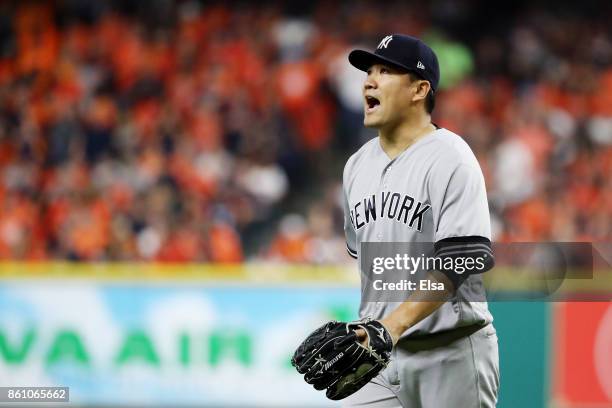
left=425, top=89, right=435, bottom=114
left=409, top=73, right=436, bottom=114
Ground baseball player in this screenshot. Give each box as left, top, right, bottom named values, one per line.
left=292, top=34, right=499, bottom=407
left=338, top=34, right=500, bottom=407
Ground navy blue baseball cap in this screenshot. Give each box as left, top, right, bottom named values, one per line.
left=349, top=34, right=440, bottom=92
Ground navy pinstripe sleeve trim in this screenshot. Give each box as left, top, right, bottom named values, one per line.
left=435, top=242, right=493, bottom=257
left=434, top=236, right=494, bottom=271
left=432, top=236, right=495, bottom=289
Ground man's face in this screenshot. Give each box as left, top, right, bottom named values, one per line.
left=362, top=63, right=416, bottom=129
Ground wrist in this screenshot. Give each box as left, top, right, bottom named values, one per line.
left=379, top=317, right=406, bottom=345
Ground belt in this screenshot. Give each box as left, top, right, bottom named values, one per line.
left=396, top=323, right=488, bottom=353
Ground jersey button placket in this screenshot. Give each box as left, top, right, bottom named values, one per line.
left=379, top=162, right=391, bottom=241
left=381, top=163, right=392, bottom=190
left=376, top=163, right=389, bottom=321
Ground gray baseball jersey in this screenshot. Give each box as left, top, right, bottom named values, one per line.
left=342, top=127, right=493, bottom=336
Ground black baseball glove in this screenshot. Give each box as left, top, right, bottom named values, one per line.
left=291, top=318, right=393, bottom=400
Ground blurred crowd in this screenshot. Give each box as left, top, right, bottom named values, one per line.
left=0, top=1, right=610, bottom=263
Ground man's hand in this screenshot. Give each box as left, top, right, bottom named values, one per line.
left=355, top=318, right=401, bottom=346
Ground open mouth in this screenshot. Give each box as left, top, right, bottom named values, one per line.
left=365, top=96, right=380, bottom=113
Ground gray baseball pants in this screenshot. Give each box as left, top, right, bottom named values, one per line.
left=342, top=324, right=500, bottom=408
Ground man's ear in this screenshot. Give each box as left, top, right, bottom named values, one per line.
left=411, top=80, right=431, bottom=103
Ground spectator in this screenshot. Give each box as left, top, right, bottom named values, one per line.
left=0, top=1, right=609, bottom=262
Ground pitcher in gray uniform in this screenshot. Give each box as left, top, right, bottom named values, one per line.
left=341, top=34, right=500, bottom=407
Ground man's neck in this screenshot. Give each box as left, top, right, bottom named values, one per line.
left=379, top=115, right=436, bottom=160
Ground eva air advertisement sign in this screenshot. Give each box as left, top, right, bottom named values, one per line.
left=0, top=281, right=359, bottom=406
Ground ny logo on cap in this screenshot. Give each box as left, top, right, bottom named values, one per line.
left=377, top=35, right=393, bottom=49
left=417, top=61, right=425, bottom=70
